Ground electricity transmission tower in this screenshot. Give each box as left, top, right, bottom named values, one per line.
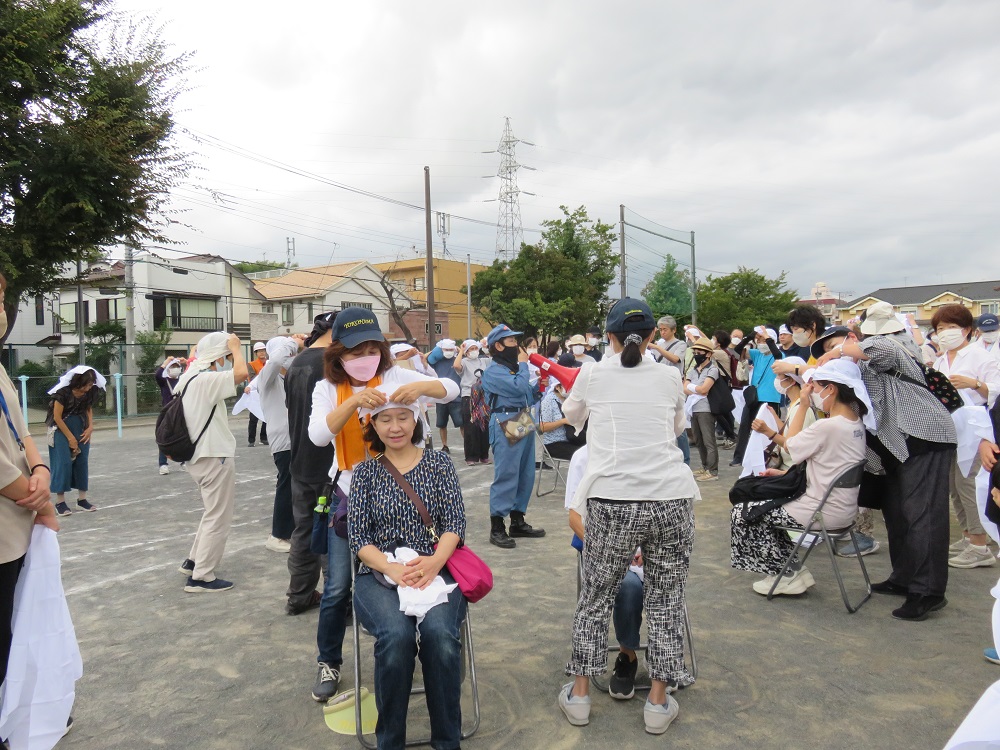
left=484, top=117, right=535, bottom=262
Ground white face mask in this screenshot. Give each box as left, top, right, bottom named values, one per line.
left=586, top=337, right=599, bottom=346
left=773, top=377, right=789, bottom=396
left=526, top=348, right=538, bottom=356
left=756, top=343, right=770, bottom=354
left=166, top=366, right=182, bottom=378
left=572, top=345, right=585, bottom=356
left=792, top=330, right=811, bottom=347
left=466, top=350, right=479, bottom=360
left=442, top=349, right=456, bottom=359
left=979, top=330, right=999, bottom=344
left=936, top=328, right=966, bottom=352
left=810, top=391, right=827, bottom=413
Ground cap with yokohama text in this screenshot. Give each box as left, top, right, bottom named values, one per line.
left=332, top=307, right=384, bottom=349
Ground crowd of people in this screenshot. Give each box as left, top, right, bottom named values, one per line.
left=3, top=259, right=1000, bottom=747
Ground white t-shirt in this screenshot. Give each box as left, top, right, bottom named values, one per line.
left=934, top=344, right=1000, bottom=408
left=176, top=368, right=237, bottom=461
left=456, top=357, right=488, bottom=397
left=562, top=352, right=697, bottom=520
left=783, top=415, right=866, bottom=529
left=308, top=365, right=461, bottom=489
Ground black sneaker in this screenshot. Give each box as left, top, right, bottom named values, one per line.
left=286, top=589, right=322, bottom=615
left=261, top=439, right=269, bottom=446
left=184, top=577, right=234, bottom=593
left=311, top=662, right=341, bottom=702
left=891, top=594, right=947, bottom=621
left=76, top=499, right=97, bottom=512
left=870, top=579, right=908, bottom=596
left=509, top=511, right=545, bottom=538
left=609, top=652, right=638, bottom=700
left=441, top=445, right=450, bottom=455
left=489, top=516, right=516, bottom=549
left=55, top=502, right=73, bottom=516
left=178, top=558, right=195, bottom=575
left=248, top=441, right=256, bottom=447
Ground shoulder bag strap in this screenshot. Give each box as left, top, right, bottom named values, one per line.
left=0, top=387, right=24, bottom=450
left=180, top=372, right=218, bottom=447
left=377, top=454, right=439, bottom=542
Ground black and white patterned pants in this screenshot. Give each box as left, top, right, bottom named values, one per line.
left=566, top=497, right=694, bottom=686
left=729, top=503, right=805, bottom=576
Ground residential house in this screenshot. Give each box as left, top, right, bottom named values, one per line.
left=373, top=255, right=489, bottom=343
left=795, top=282, right=849, bottom=325
left=838, top=279, right=1000, bottom=326
left=2, top=292, right=59, bottom=372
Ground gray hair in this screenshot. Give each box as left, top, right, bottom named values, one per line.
left=657, top=316, right=677, bottom=330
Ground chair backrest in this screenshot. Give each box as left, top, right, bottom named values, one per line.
left=810, top=459, right=868, bottom=521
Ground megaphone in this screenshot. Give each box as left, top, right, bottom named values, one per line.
left=528, top=353, right=580, bottom=392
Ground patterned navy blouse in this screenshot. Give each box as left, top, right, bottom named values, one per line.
left=348, top=449, right=467, bottom=574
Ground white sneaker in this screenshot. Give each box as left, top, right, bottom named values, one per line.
left=159, top=465, right=170, bottom=475
left=753, top=567, right=815, bottom=595
left=948, top=538, right=970, bottom=556
left=644, top=695, right=679, bottom=734
left=265, top=536, right=291, bottom=553
left=948, top=544, right=997, bottom=569
left=558, top=683, right=591, bottom=726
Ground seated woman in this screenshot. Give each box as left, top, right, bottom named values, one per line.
left=348, top=392, right=467, bottom=750
left=749, top=356, right=814, bottom=472
left=730, top=359, right=870, bottom=597
left=539, top=381, right=586, bottom=460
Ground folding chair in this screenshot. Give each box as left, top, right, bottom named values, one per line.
left=534, top=437, right=569, bottom=497
left=351, top=563, right=481, bottom=749
left=767, top=459, right=872, bottom=613
left=575, top=554, right=698, bottom=693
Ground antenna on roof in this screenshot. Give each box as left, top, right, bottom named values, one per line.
left=286, top=237, right=296, bottom=269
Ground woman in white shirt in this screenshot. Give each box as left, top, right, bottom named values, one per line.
left=931, top=304, right=1000, bottom=569
left=558, top=298, right=697, bottom=736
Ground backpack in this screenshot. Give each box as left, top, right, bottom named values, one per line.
left=155, top=373, right=218, bottom=462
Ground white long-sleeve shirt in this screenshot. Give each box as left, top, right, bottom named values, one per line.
left=256, top=345, right=298, bottom=454
left=935, top=344, right=1000, bottom=408
left=308, top=365, right=460, bottom=490
left=562, top=352, right=697, bottom=520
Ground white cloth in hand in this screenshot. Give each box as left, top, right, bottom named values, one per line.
left=741, top=404, right=779, bottom=478
left=385, top=547, right=457, bottom=628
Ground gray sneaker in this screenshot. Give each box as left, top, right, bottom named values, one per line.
left=948, top=544, right=997, bottom=569
left=312, top=662, right=341, bottom=702
left=558, top=682, right=591, bottom=726
left=836, top=533, right=880, bottom=557
left=949, top=538, right=970, bottom=556
left=644, top=695, right=679, bottom=734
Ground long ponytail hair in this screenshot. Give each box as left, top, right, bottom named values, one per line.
left=612, top=328, right=654, bottom=368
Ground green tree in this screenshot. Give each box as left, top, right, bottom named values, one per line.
left=642, top=254, right=692, bottom=322
left=135, top=321, right=172, bottom=373
left=232, top=259, right=291, bottom=274
left=0, top=1, right=192, bottom=342
left=695, top=267, right=798, bottom=333
left=84, top=320, right=125, bottom=374
left=470, top=205, right=618, bottom=341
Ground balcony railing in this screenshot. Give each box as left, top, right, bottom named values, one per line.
left=153, top=316, right=225, bottom=331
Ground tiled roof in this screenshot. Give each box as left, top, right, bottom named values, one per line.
left=841, top=280, right=1000, bottom=308
left=252, top=262, right=367, bottom=300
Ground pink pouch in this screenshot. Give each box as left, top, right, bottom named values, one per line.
left=445, top=545, right=493, bottom=603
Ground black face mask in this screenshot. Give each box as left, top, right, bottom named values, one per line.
left=693, top=353, right=708, bottom=366
left=492, top=345, right=519, bottom=371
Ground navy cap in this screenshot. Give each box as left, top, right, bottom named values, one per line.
left=810, top=326, right=850, bottom=360
left=303, top=310, right=337, bottom=347
left=486, top=323, right=522, bottom=347
left=605, top=298, right=655, bottom=334
left=332, top=307, right=384, bottom=348
left=977, top=313, right=999, bottom=332
left=557, top=353, right=582, bottom=369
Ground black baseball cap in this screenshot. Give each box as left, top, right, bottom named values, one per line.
left=810, top=326, right=850, bottom=360
left=332, top=307, right=384, bottom=349
left=303, top=310, right=336, bottom=347
left=605, top=298, right=655, bottom=334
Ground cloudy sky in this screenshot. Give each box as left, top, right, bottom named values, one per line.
left=112, top=0, right=1000, bottom=302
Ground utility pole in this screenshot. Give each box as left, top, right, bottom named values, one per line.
left=619, top=204, right=627, bottom=298
left=124, top=246, right=138, bottom=416
left=286, top=236, right=296, bottom=269
left=466, top=253, right=472, bottom=339
left=424, top=167, right=436, bottom=348
left=76, top=258, right=85, bottom=365
left=690, top=231, right=697, bottom=325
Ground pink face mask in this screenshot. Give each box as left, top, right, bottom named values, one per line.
left=342, top=354, right=381, bottom=383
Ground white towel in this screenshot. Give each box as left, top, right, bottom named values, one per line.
left=740, top=404, right=779, bottom=478
left=951, top=405, right=994, bottom=478
left=385, top=548, right=457, bottom=628
left=683, top=394, right=705, bottom=428
left=0, top=527, right=83, bottom=750
left=231, top=379, right=265, bottom=422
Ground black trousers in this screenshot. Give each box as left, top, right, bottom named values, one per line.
left=881, top=447, right=954, bottom=596
left=287, top=477, right=325, bottom=606
left=716, top=410, right=737, bottom=441
left=1, top=555, right=25, bottom=689
left=248, top=413, right=267, bottom=444
left=461, top=397, right=490, bottom=461
left=733, top=396, right=781, bottom=462
left=544, top=440, right=581, bottom=461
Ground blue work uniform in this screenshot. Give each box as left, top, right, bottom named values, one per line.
left=481, top=361, right=539, bottom=518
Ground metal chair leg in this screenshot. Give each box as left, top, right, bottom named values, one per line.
left=827, top=528, right=872, bottom=613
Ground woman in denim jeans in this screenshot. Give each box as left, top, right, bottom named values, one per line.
left=349, top=393, right=467, bottom=750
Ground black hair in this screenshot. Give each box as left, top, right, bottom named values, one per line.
left=787, top=305, right=827, bottom=337
left=813, top=379, right=869, bottom=419
left=544, top=341, right=561, bottom=359
left=362, top=412, right=424, bottom=454
left=713, top=329, right=731, bottom=349
left=68, top=370, right=96, bottom=390
left=610, top=319, right=654, bottom=368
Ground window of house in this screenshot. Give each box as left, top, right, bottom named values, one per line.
left=982, top=301, right=1000, bottom=315
left=413, top=277, right=425, bottom=291
left=282, top=302, right=294, bottom=325
left=342, top=301, right=373, bottom=311
left=307, top=302, right=314, bottom=320
left=424, top=322, right=443, bottom=334
left=261, top=303, right=273, bottom=314
left=35, top=295, right=45, bottom=326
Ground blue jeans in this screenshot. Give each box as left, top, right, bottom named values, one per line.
left=677, top=432, right=691, bottom=466
left=158, top=450, right=168, bottom=467
left=613, top=570, right=644, bottom=651
left=488, top=413, right=536, bottom=517
left=317, top=530, right=351, bottom=667
left=49, top=414, right=89, bottom=494
left=354, top=570, right=467, bottom=750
